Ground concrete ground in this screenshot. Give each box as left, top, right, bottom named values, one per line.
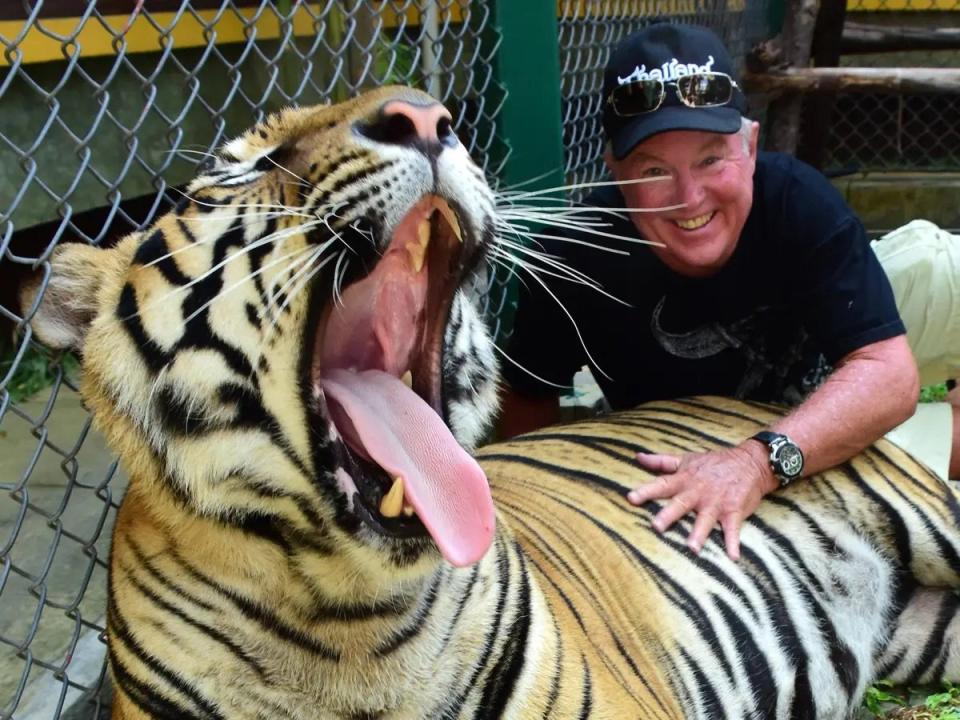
left=0, top=385, right=127, bottom=720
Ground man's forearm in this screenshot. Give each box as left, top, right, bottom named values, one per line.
left=744, top=335, right=919, bottom=478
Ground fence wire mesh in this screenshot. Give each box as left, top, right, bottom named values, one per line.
left=0, top=2, right=504, bottom=718
left=557, top=0, right=774, bottom=200
left=818, top=0, right=960, bottom=172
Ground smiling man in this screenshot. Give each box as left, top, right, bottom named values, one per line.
left=499, top=23, right=960, bottom=559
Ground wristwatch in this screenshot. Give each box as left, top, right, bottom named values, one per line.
left=750, top=431, right=804, bottom=486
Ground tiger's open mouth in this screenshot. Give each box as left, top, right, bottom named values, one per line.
left=309, top=194, right=495, bottom=567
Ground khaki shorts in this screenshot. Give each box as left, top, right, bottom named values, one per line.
left=872, top=219, right=960, bottom=385
left=873, top=219, right=960, bottom=480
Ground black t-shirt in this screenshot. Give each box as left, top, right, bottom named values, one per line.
left=503, top=152, right=905, bottom=409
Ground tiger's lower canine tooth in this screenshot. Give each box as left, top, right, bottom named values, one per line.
left=380, top=476, right=404, bottom=518
left=401, top=370, right=413, bottom=387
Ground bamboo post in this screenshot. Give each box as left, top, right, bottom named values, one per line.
left=763, top=0, right=818, bottom=154
left=842, top=22, right=960, bottom=54
left=797, top=0, right=848, bottom=169
left=744, top=67, right=960, bottom=95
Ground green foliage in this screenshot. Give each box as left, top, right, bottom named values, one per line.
left=0, top=343, right=79, bottom=403
left=864, top=680, right=907, bottom=715
left=920, top=383, right=949, bottom=403
left=861, top=681, right=960, bottom=719
left=925, top=684, right=960, bottom=719
left=373, top=35, right=419, bottom=87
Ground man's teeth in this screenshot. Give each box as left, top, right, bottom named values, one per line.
left=674, top=212, right=714, bottom=230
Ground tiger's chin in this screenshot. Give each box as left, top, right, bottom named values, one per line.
left=304, top=194, right=496, bottom=568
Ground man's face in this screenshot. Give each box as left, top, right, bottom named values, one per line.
left=607, top=122, right=759, bottom=278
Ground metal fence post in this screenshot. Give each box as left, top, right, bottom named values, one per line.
left=491, top=0, right=565, bottom=190
left=487, top=0, right=565, bottom=342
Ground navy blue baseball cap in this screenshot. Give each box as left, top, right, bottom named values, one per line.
left=602, top=24, right=747, bottom=160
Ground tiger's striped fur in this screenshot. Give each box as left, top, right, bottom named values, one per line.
left=483, top=399, right=960, bottom=718
left=22, top=86, right=960, bottom=719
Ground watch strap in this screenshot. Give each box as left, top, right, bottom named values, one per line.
left=751, top=430, right=781, bottom=446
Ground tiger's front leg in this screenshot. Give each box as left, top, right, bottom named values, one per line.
left=783, top=438, right=960, bottom=589
left=875, top=586, right=960, bottom=686
left=775, top=438, right=960, bottom=695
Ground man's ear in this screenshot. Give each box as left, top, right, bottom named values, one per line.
left=603, top=144, right=616, bottom=175
left=748, top=120, right=760, bottom=159
left=19, top=243, right=112, bottom=351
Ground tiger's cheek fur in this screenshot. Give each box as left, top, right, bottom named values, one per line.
left=443, top=290, right=499, bottom=450
left=81, top=218, right=323, bottom=518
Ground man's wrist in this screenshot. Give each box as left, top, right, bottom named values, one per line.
left=741, top=438, right=780, bottom=494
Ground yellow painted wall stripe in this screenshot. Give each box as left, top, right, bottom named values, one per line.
left=849, top=0, right=960, bottom=9
left=3, top=0, right=951, bottom=68
left=0, top=3, right=465, bottom=68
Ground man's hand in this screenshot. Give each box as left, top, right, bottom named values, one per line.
left=627, top=443, right=778, bottom=560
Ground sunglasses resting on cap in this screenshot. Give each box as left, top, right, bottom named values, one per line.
left=607, top=71, right=741, bottom=116
left=602, top=24, right=748, bottom=160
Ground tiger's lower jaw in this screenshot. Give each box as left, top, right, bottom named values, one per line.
left=337, top=454, right=433, bottom=542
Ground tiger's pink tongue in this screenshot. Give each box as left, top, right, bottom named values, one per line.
left=320, top=369, right=495, bottom=567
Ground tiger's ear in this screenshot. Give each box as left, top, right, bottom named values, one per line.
left=19, top=243, right=112, bottom=351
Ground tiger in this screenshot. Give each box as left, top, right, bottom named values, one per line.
left=20, top=85, right=960, bottom=719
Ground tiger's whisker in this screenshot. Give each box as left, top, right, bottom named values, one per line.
left=170, top=186, right=315, bottom=218
left=332, top=249, right=351, bottom=308
left=498, top=210, right=615, bottom=228
left=489, top=250, right=615, bottom=381
left=263, top=247, right=326, bottom=333
left=260, top=249, right=339, bottom=350
left=490, top=342, right=573, bottom=391
left=498, top=175, right=673, bottom=202
left=496, top=221, right=643, bottom=254
left=489, top=245, right=628, bottom=308
left=118, top=219, right=325, bottom=324
left=496, top=216, right=665, bottom=248
left=260, top=235, right=344, bottom=323
left=262, top=153, right=313, bottom=187
left=183, top=244, right=319, bottom=327
left=138, top=211, right=323, bottom=270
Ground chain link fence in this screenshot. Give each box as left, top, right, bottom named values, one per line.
left=820, top=0, right=960, bottom=172
left=0, top=3, right=810, bottom=718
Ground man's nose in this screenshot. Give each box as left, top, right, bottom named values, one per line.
left=671, top=170, right=705, bottom=207
left=364, top=100, right=458, bottom=153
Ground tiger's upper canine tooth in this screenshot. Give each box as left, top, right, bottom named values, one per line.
left=409, top=219, right=429, bottom=273
left=432, top=198, right=463, bottom=243
left=380, top=476, right=405, bottom=518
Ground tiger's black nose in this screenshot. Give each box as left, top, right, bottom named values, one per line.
left=361, top=100, right=458, bottom=152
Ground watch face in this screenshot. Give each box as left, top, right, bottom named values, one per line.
left=776, top=444, right=804, bottom=478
